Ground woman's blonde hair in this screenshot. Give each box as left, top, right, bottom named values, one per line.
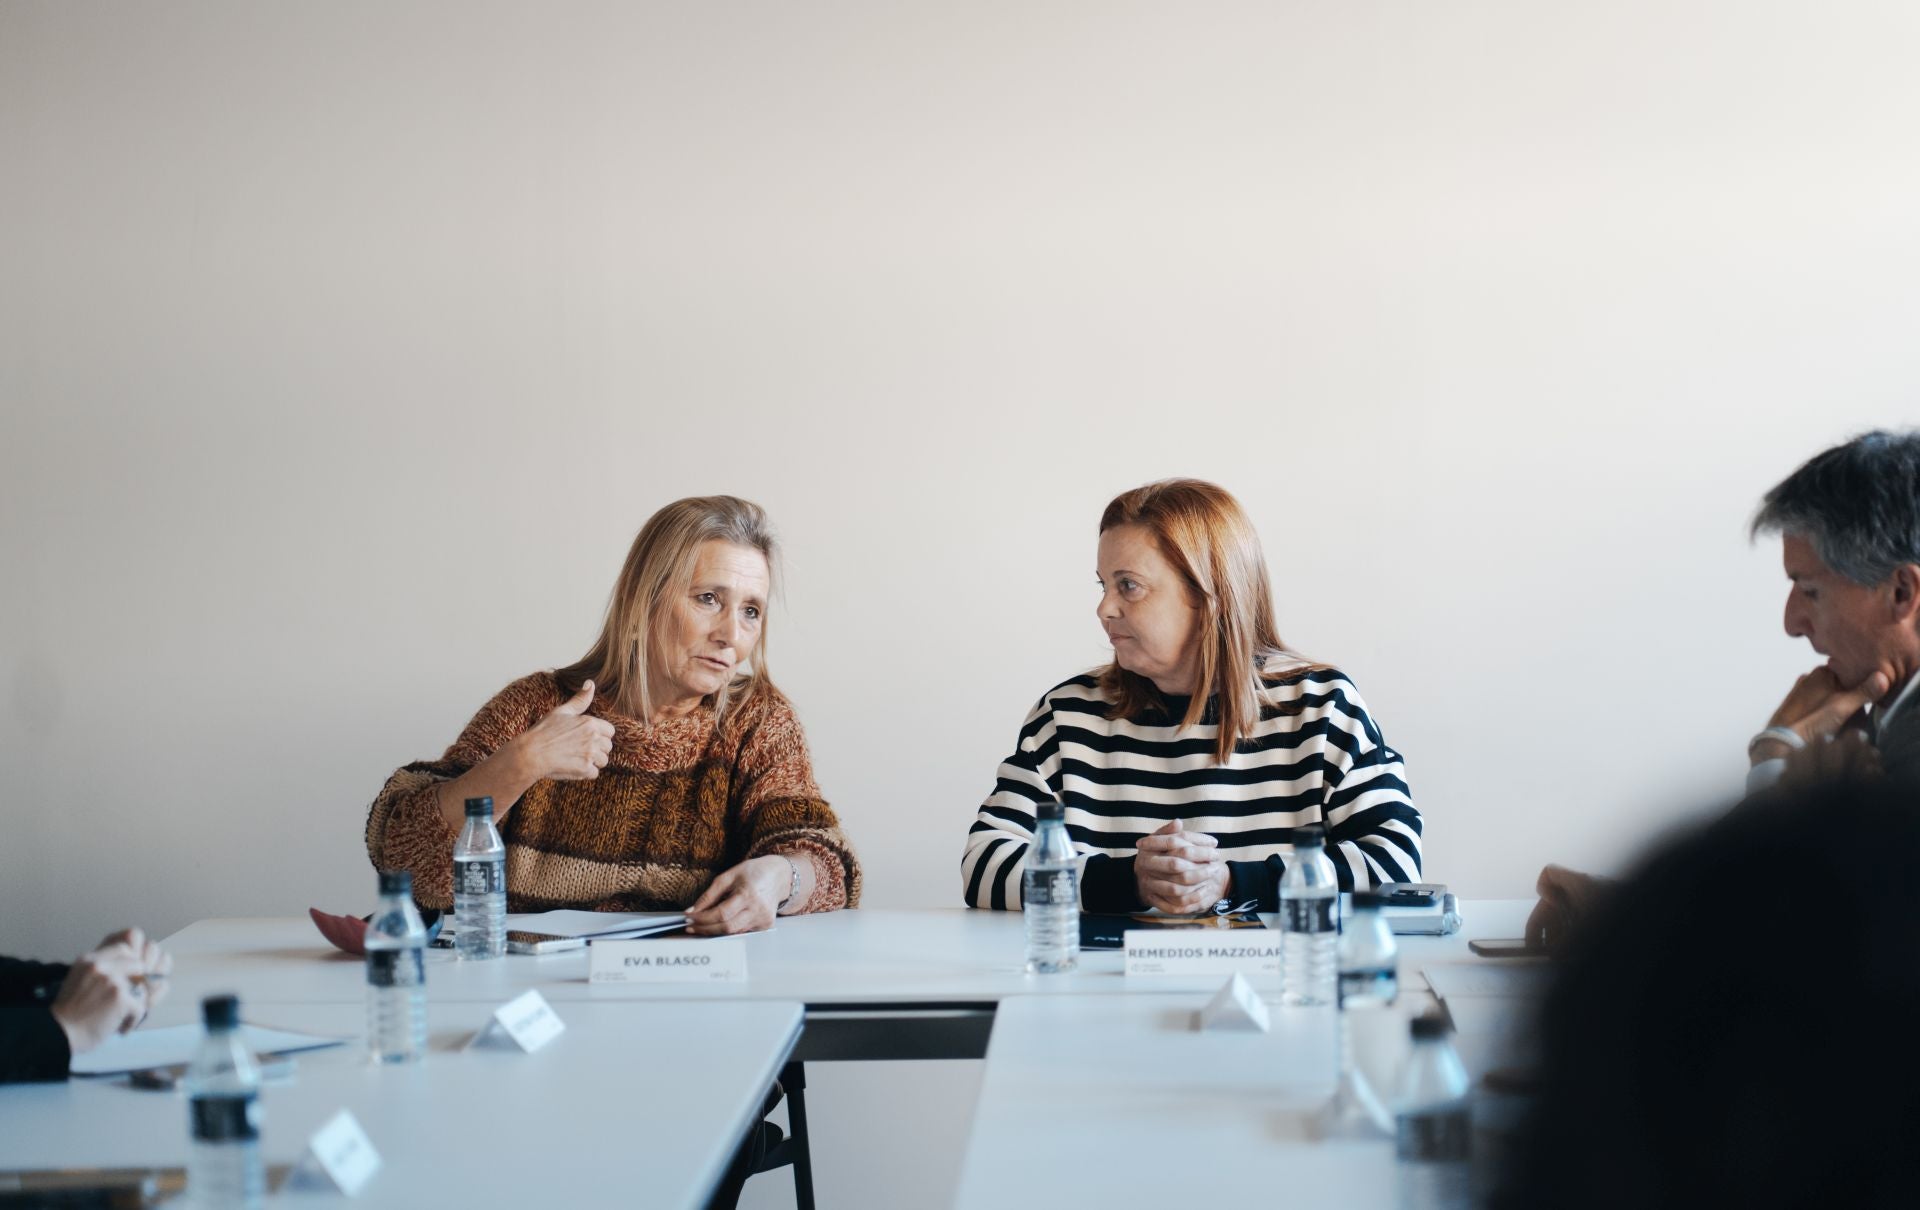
left=1096, top=479, right=1299, bottom=764
left=556, top=495, right=779, bottom=723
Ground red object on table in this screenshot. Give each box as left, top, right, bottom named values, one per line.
left=308, top=906, right=370, bottom=956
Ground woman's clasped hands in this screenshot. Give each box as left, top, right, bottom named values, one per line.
left=1134, top=819, right=1231, bottom=915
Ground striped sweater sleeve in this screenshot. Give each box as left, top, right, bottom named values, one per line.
left=1226, top=673, right=1423, bottom=898
left=1318, top=677, right=1422, bottom=888
left=961, top=688, right=1141, bottom=912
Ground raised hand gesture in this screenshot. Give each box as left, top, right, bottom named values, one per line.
left=510, top=680, right=617, bottom=782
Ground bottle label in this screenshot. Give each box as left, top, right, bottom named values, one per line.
left=192, top=1092, right=261, bottom=1143
left=1022, top=867, right=1077, bottom=908
left=1397, top=1105, right=1472, bottom=1162
left=366, top=948, right=425, bottom=989
left=1282, top=897, right=1336, bottom=934
left=1338, top=967, right=1399, bottom=1007
left=455, top=858, right=504, bottom=897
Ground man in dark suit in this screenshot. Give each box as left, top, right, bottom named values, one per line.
left=1, top=928, right=171, bottom=1082
left=1529, top=429, right=1920, bottom=948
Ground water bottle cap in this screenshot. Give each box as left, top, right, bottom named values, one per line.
left=1037, top=803, right=1065, bottom=822
left=1350, top=891, right=1391, bottom=910
left=378, top=869, right=412, bottom=896
left=1293, top=824, right=1327, bottom=848
left=465, top=797, right=494, bottom=818
left=1410, top=1013, right=1452, bottom=1041
left=202, top=994, right=241, bottom=1029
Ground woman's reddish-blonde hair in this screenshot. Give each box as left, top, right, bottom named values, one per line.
left=1097, top=479, right=1297, bottom=764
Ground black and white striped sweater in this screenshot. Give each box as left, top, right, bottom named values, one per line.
left=961, top=659, right=1422, bottom=912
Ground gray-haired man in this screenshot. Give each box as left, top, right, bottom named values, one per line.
left=1528, top=430, right=1920, bottom=949
left=1747, top=429, right=1920, bottom=790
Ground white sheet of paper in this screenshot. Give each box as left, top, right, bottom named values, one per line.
left=1421, top=962, right=1552, bottom=1002
left=1441, top=994, right=1543, bottom=1080
left=71, top=1024, right=349, bottom=1076
left=499, top=910, right=686, bottom=939
left=1442, top=995, right=1535, bottom=1037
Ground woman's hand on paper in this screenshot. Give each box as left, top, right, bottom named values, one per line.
left=686, top=856, right=791, bottom=936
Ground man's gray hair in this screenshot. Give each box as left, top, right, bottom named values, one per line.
left=1752, top=430, right=1920, bottom=585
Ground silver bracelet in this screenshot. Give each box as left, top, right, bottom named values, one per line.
left=1747, top=726, right=1807, bottom=761
left=776, top=855, right=799, bottom=911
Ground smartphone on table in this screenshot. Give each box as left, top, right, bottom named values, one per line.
left=504, top=930, right=586, bottom=955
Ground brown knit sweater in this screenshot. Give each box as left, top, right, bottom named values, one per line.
left=365, top=673, right=859, bottom=914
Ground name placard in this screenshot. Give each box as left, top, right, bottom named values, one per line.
left=589, top=938, right=748, bottom=984
left=467, top=989, right=566, bottom=1053
left=1123, top=930, right=1282, bottom=977
left=289, top=1109, right=381, bottom=1195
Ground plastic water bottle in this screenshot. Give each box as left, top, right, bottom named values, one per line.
left=454, top=795, right=507, bottom=960
left=1280, top=823, right=1338, bottom=1006
left=1023, top=802, right=1079, bottom=974
left=1395, top=1014, right=1472, bottom=1210
left=1338, top=890, right=1400, bottom=1009
left=185, top=994, right=264, bottom=1210
left=1319, top=889, right=1401, bottom=1139
left=365, top=869, right=428, bottom=1064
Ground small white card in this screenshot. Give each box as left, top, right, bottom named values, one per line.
left=289, top=1109, right=381, bottom=1195
left=589, top=938, right=749, bottom=984
left=1194, top=973, right=1272, bottom=1033
left=467, top=989, right=566, bottom=1053
left=1124, top=929, right=1281, bottom=977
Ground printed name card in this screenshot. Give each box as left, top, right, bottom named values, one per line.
left=1195, top=973, right=1272, bottom=1033
left=289, top=1109, right=381, bottom=1195
left=1124, top=930, right=1282, bottom=978
left=467, top=989, right=566, bottom=1053
left=589, top=938, right=749, bottom=984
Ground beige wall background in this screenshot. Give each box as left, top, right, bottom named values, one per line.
left=4, top=2, right=1918, bottom=1205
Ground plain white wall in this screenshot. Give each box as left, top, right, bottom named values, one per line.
left=5, top=3, right=1919, bottom=1205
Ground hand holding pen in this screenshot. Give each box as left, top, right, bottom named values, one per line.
left=49, top=927, right=172, bottom=1056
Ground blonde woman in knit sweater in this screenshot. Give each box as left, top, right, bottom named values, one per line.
left=366, top=496, right=859, bottom=935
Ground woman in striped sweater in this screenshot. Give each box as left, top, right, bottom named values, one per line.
left=962, top=479, right=1422, bottom=914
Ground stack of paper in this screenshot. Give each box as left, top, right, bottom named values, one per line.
left=501, top=910, right=687, bottom=941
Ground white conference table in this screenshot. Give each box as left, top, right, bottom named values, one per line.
left=8, top=902, right=1540, bottom=1208
left=953, top=953, right=1541, bottom=1210
left=0, top=999, right=803, bottom=1209
left=151, top=902, right=1534, bottom=1060
left=956, top=994, right=1393, bottom=1210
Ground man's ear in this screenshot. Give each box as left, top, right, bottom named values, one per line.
left=1891, top=564, right=1920, bottom=625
